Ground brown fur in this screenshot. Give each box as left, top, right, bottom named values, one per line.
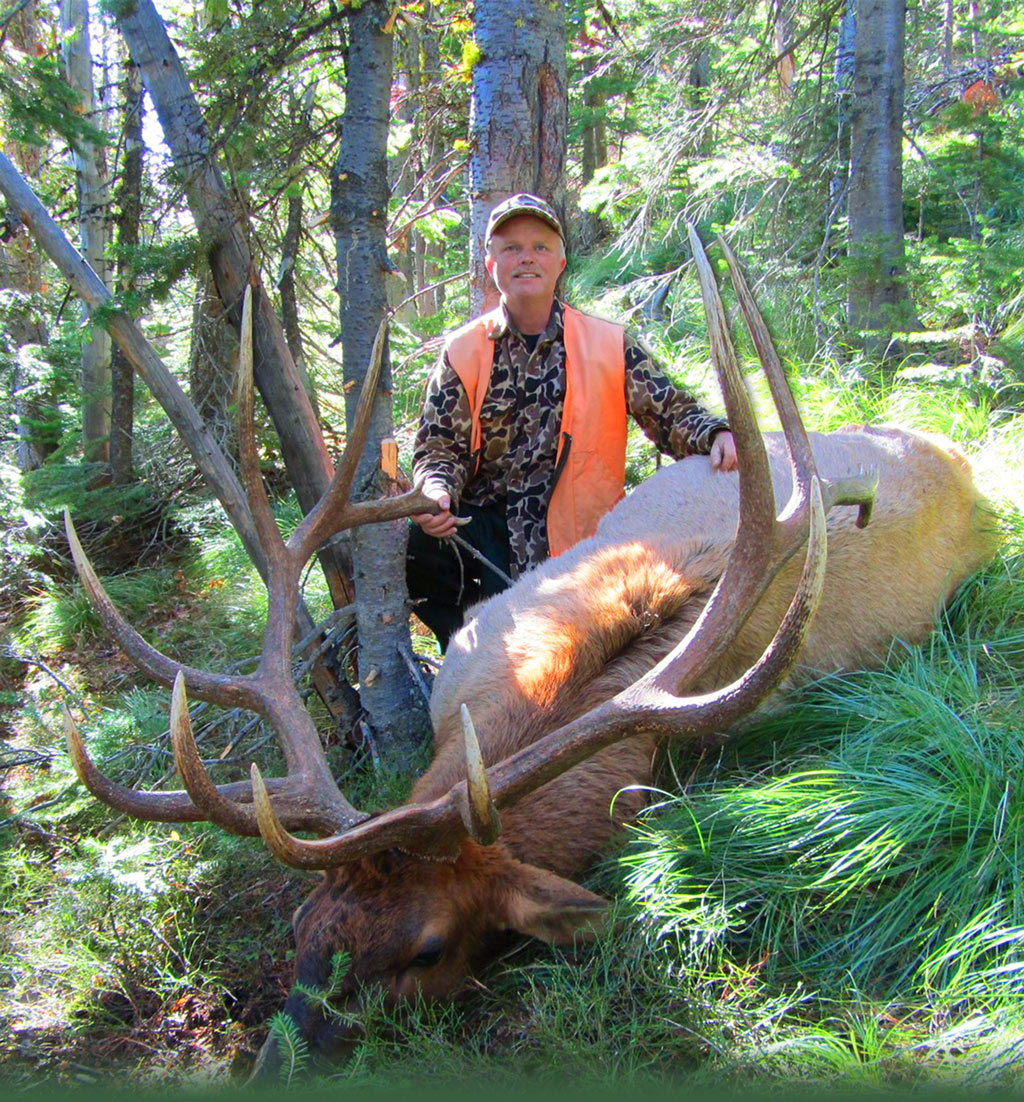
left=279, top=426, right=996, bottom=1060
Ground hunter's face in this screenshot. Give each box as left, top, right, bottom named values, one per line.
left=486, top=215, right=566, bottom=317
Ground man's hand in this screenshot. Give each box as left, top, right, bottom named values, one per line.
left=412, top=484, right=458, bottom=539
left=710, top=431, right=738, bottom=472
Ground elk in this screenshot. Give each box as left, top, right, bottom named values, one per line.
left=61, top=231, right=996, bottom=1073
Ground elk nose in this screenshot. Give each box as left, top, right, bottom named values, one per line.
left=251, top=987, right=364, bottom=1081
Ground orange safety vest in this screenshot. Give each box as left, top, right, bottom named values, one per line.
left=444, top=305, right=627, bottom=557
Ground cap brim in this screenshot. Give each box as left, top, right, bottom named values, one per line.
left=488, top=208, right=564, bottom=240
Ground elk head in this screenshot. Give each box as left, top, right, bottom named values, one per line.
left=62, top=234, right=877, bottom=1073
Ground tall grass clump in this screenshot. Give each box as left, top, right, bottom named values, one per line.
left=622, top=417, right=1024, bottom=1043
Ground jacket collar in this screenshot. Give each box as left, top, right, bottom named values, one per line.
left=486, top=299, right=564, bottom=344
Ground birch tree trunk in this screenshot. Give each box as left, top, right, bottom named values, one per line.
left=846, top=0, right=914, bottom=355
left=333, top=0, right=429, bottom=764
left=61, top=0, right=111, bottom=466
left=468, top=0, right=567, bottom=312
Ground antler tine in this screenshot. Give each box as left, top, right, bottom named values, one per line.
left=718, top=237, right=878, bottom=526
left=64, top=703, right=265, bottom=823
left=246, top=701, right=502, bottom=869
left=292, top=318, right=388, bottom=560
left=237, top=284, right=287, bottom=555
left=64, top=508, right=263, bottom=712
left=169, top=671, right=258, bottom=834
left=640, top=225, right=805, bottom=694
left=251, top=762, right=468, bottom=869
left=460, top=704, right=501, bottom=844
left=717, top=237, right=814, bottom=489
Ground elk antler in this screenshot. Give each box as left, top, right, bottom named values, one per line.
left=65, top=286, right=439, bottom=836
left=248, top=228, right=879, bottom=869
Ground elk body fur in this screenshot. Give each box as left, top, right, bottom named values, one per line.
left=423, top=425, right=996, bottom=880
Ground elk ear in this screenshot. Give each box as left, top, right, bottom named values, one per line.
left=500, top=861, right=608, bottom=946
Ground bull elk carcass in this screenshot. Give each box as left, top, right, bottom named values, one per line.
left=60, top=231, right=996, bottom=1074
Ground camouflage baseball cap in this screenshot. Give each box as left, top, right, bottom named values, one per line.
left=485, top=193, right=564, bottom=242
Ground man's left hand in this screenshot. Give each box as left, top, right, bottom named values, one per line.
left=710, top=431, right=737, bottom=472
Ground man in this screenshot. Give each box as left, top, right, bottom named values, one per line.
left=408, top=193, right=737, bottom=650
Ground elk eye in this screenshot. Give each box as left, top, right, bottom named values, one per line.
left=410, top=937, right=445, bottom=968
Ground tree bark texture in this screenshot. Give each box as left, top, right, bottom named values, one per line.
left=279, top=191, right=311, bottom=391
left=114, top=0, right=354, bottom=606
left=62, top=0, right=111, bottom=465
left=832, top=0, right=856, bottom=209
left=418, top=8, right=447, bottom=315
left=189, top=273, right=239, bottom=465
left=4, top=0, right=53, bottom=472
left=333, top=0, right=429, bottom=765
left=110, top=56, right=144, bottom=486
left=847, top=0, right=913, bottom=352
left=278, top=87, right=318, bottom=410
left=468, top=0, right=568, bottom=312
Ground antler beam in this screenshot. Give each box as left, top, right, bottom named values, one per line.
left=64, top=287, right=439, bottom=839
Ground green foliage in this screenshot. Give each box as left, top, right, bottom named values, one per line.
left=0, top=820, right=302, bottom=1077
left=101, top=236, right=205, bottom=318
left=19, top=566, right=182, bottom=652
left=268, top=1010, right=311, bottom=1085
left=0, top=52, right=109, bottom=150
left=292, top=951, right=352, bottom=1023
left=0, top=460, right=49, bottom=615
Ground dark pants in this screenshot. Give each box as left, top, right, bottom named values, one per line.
left=406, top=503, right=512, bottom=652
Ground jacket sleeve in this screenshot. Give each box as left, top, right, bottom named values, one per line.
left=624, top=334, right=729, bottom=458
left=412, top=350, right=477, bottom=503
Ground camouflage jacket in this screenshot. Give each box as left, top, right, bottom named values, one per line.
left=413, top=300, right=728, bottom=578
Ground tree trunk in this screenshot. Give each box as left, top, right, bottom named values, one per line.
left=4, top=0, right=55, bottom=473
left=279, top=190, right=313, bottom=401
left=110, top=55, right=143, bottom=486
left=419, top=7, right=447, bottom=315
left=943, top=0, right=954, bottom=76
left=333, top=0, right=429, bottom=766
left=278, top=87, right=319, bottom=413
left=389, top=27, right=421, bottom=321
left=113, top=0, right=354, bottom=607
left=833, top=0, right=856, bottom=206
left=773, top=0, right=796, bottom=96
left=468, top=0, right=567, bottom=312
left=61, top=0, right=111, bottom=467
left=189, top=273, right=240, bottom=464
left=846, top=0, right=914, bottom=356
